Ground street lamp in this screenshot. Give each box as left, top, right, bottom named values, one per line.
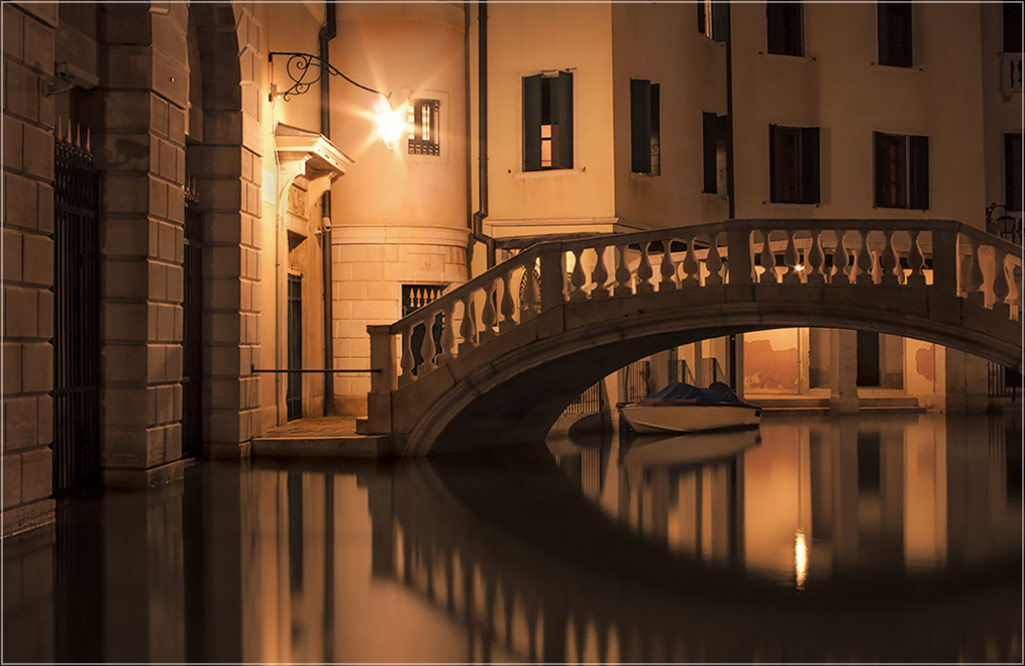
left=985, top=202, right=1021, bottom=245
left=268, top=51, right=400, bottom=149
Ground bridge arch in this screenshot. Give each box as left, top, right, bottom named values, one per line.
left=366, top=220, right=1022, bottom=455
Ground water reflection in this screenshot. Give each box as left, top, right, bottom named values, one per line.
left=2, top=414, right=1021, bottom=663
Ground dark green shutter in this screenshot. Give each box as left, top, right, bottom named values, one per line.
left=557, top=70, right=574, bottom=169
left=712, top=2, right=729, bottom=42
left=873, top=131, right=886, bottom=206
left=702, top=112, right=717, bottom=193
left=631, top=79, right=651, bottom=173
left=767, top=3, right=785, bottom=54
left=523, top=74, right=542, bottom=171
left=909, top=135, right=929, bottom=210
left=697, top=3, right=706, bottom=34
left=801, top=127, right=820, bottom=204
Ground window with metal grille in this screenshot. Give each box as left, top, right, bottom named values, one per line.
left=697, top=0, right=728, bottom=42
left=767, top=2, right=803, bottom=56
left=407, top=98, right=440, bottom=156
left=873, top=131, right=929, bottom=209
left=877, top=2, right=912, bottom=67
left=523, top=71, right=574, bottom=171
left=631, top=79, right=660, bottom=176
left=403, top=285, right=445, bottom=374
left=769, top=124, right=820, bottom=204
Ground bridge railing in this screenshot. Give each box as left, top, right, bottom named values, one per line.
left=368, top=220, right=1022, bottom=429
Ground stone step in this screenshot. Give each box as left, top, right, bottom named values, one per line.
left=251, top=434, right=391, bottom=459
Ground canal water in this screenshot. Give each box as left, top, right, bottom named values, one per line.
left=3, top=413, right=1021, bottom=663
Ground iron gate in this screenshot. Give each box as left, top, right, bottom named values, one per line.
left=53, top=126, right=101, bottom=494
left=182, top=184, right=203, bottom=456
left=287, top=274, right=303, bottom=420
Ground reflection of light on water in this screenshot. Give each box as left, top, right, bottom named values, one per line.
left=795, top=529, right=808, bottom=590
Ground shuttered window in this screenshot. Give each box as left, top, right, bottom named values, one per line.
left=767, top=2, right=803, bottom=56
left=878, top=2, right=912, bottom=67
left=769, top=124, right=820, bottom=204
left=630, top=79, right=660, bottom=175
left=1005, top=1, right=1023, bottom=53
left=874, top=131, right=929, bottom=209
left=702, top=112, right=728, bottom=195
left=523, top=71, right=574, bottom=171
left=1006, top=133, right=1023, bottom=212
left=697, top=0, right=729, bottom=42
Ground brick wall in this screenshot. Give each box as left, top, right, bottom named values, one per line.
left=2, top=2, right=58, bottom=535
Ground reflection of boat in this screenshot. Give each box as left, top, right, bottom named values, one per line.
left=619, top=381, right=761, bottom=434
left=623, top=428, right=761, bottom=469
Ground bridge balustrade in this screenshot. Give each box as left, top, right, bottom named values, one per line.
left=367, top=219, right=1022, bottom=439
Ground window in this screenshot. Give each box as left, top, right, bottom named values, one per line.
left=767, top=2, right=803, bottom=56
left=769, top=124, right=820, bottom=204
left=1006, top=133, right=1023, bottom=212
left=702, top=112, right=728, bottom=195
left=523, top=71, right=574, bottom=171
left=407, top=98, right=440, bottom=156
left=878, top=2, right=912, bottom=67
left=630, top=79, right=660, bottom=175
left=1005, top=1, right=1023, bottom=53
left=873, top=131, right=929, bottom=209
left=697, top=0, right=728, bottom=42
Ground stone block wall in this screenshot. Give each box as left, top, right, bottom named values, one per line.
left=2, top=2, right=58, bottom=535
left=331, top=231, right=468, bottom=415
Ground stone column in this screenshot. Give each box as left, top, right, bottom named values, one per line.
left=2, top=2, right=58, bottom=535
left=95, top=3, right=189, bottom=485
left=829, top=329, right=859, bottom=413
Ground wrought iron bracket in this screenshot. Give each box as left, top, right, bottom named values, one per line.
left=268, top=51, right=390, bottom=102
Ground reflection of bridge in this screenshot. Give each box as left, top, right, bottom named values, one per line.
left=364, top=438, right=1021, bottom=663
left=366, top=220, right=1023, bottom=454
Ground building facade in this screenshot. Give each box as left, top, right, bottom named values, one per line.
left=2, top=1, right=1022, bottom=536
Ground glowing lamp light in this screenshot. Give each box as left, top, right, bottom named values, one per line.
left=373, top=99, right=405, bottom=150
left=794, top=529, right=808, bottom=590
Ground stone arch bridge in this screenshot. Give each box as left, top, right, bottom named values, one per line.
left=365, top=219, right=1022, bottom=455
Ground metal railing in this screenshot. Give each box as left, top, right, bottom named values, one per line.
left=988, top=362, right=1022, bottom=401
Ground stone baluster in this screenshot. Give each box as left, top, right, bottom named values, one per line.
left=782, top=229, right=801, bottom=285
left=419, top=313, right=436, bottom=372
left=831, top=230, right=850, bottom=284
left=459, top=294, right=477, bottom=352
left=479, top=281, right=497, bottom=342
left=1011, top=257, right=1022, bottom=321
left=992, top=247, right=1011, bottom=317
left=439, top=301, right=456, bottom=361
left=591, top=244, right=609, bottom=298
left=659, top=238, right=677, bottom=291
left=705, top=233, right=723, bottom=286
left=681, top=235, right=699, bottom=287
left=906, top=230, right=926, bottom=287
left=614, top=244, right=632, bottom=296
left=806, top=228, right=825, bottom=285
left=880, top=229, right=901, bottom=285
left=854, top=230, right=874, bottom=285
left=962, top=235, right=985, bottom=306
left=636, top=241, right=654, bottom=294
left=499, top=270, right=516, bottom=332
left=568, top=248, right=587, bottom=301
left=399, top=326, right=415, bottom=387
left=521, top=261, right=540, bottom=317
left=759, top=230, right=777, bottom=284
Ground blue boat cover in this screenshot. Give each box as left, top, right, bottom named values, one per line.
left=649, top=381, right=742, bottom=404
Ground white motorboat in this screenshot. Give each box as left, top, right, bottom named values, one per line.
left=619, top=381, right=761, bottom=435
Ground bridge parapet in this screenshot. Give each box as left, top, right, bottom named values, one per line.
left=367, top=220, right=1022, bottom=448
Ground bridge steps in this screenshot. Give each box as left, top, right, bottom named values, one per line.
left=251, top=416, right=391, bottom=459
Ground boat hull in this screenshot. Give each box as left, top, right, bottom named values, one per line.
left=620, top=403, right=761, bottom=434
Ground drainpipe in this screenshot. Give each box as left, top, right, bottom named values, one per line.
left=725, top=2, right=738, bottom=390
left=469, top=0, right=496, bottom=268
left=319, top=3, right=336, bottom=415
